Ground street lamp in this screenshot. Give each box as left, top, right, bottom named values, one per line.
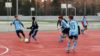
left=29, top=0, right=38, bottom=17
left=84, top=0, right=87, bottom=16
left=5, top=1, right=12, bottom=16
left=68, top=4, right=76, bottom=16
left=16, top=0, right=18, bottom=15
left=42, top=0, right=47, bottom=2
left=61, top=3, right=67, bottom=16
left=30, top=7, right=35, bottom=16
left=42, top=0, right=48, bottom=15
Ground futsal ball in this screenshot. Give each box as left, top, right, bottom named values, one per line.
left=24, top=38, right=29, bottom=43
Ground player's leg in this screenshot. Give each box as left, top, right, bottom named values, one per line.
left=32, top=29, right=38, bottom=41
left=59, top=28, right=69, bottom=42
left=59, top=35, right=64, bottom=42
left=20, top=30, right=25, bottom=38
left=72, top=36, right=78, bottom=52
left=58, top=29, right=64, bottom=42
left=84, top=25, right=87, bottom=30
left=28, top=30, right=33, bottom=42
left=16, top=30, right=22, bottom=41
left=66, top=36, right=72, bottom=53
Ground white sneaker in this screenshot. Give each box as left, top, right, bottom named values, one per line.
left=66, top=48, right=70, bottom=53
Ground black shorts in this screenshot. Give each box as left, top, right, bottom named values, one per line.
left=84, top=25, right=87, bottom=29
left=16, top=30, right=23, bottom=34
left=16, top=30, right=25, bottom=37
left=29, top=29, right=38, bottom=37
left=62, top=28, right=70, bottom=35
left=69, top=35, right=78, bottom=40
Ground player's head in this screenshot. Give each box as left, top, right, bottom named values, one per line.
left=58, top=16, right=63, bottom=21
left=83, top=16, right=86, bottom=18
left=68, top=16, right=73, bottom=20
left=14, top=15, right=18, bottom=19
left=32, top=17, right=35, bottom=21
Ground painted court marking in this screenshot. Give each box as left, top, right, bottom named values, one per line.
left=0, top=46, right=9, bottom=56
left=91, top=46, right=100, bottom=52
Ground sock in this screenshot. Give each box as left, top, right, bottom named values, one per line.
left=72, top=41, right=77, bottom=49
left=81, top=29, right=85, bottom=33
left=66, top=42, right=70, bottom=50
left=59, top=35, right=63, bottom=42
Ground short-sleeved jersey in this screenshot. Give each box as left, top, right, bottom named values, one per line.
left=11, top=19, right=23, bottom=30
left=30, top=21, right=39, bottom=30
left=61, top=19, right=69, bottom=31
left=69, top=20, right=78, bottom=36
left=82, top=17, right=87, bottom=26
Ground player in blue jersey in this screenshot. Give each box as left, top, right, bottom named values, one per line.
left=81, top=16, right=88, bottom=34
left=66, top=16, right=78, bottom=53
left=10, top=16, right=25, bottom=41
left=57, top=16, right=70, bottom=42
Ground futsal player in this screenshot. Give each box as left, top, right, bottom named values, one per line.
left=27, top=17, right=39, bottom=42
left=66, top=16, right=79, bottom=53
left=57, top=16, right=70, bottom=42
left=10, top=15, right=26, bottom=42
left=81, top=16, right=88, bottom=34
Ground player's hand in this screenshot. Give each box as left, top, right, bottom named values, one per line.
left=27, top=27, right=30, bottom=29
left=57, top=26, right=61, bottom=30
left=10, top=23, right=12, bottom=26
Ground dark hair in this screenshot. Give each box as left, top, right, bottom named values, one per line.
left=58, top=16, right=63, bottom=19
left=32, top=17, right=35, bottom=21
left=14, top=15, right=18, bottom=18
left=69, top=16, right=73, bottom=20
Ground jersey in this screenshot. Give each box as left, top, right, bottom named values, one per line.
left=69, top=20, right=78, bottom=36
left=30, top=21, right=38, bottom=30
left=82, top=16, right=88, bottom=26
left=61, top=19, right=69, bottom=31
left=11, top=19, right=23, bottom=30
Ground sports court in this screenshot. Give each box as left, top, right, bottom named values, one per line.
left=0, top=0, right=100, bottom=56
left=0, top=28, right=100, bottom=56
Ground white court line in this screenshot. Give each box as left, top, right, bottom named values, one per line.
left=0, top=46, right=9, bottom=56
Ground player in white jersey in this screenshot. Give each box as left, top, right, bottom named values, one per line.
left=66, top=16, right=78, bottom=53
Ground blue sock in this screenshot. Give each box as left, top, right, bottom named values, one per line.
left=66, top=42, right=70, bottom=50
left=59, top=35, right=63, bottom=42
left=72, top=41, right=77, bottom=49
left=81, top=29, right=85, bottom=33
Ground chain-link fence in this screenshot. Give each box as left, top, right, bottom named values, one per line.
left=0, top=0, right=100, bottom=16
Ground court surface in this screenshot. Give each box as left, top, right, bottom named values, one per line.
left=0, top=30, right=100, bottom=56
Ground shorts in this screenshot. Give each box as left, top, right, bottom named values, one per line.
left=69, top=35, right=78, bottom=40
left=29, top=29, right=38, bottom=37
left=84, top=25, right=87, bottom=29
left=62, top=28, right=70, bottom=35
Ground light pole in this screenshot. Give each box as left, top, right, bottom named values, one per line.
left=30, top=7, right=35, bottom=16
left=42, top=0, right=48, bottom=15
left=9, top=0, right=12, bottom=16
left=16, top=0, right=18, bottom=15
left=61, top=3, right=67, bottom=16
left=84, top=0, right=87, bottom=16
left=35, top=0, right=37, bottom=16
left=68, top=4, right=76, bottom=16
left=5, top=1, right=12, bottom=16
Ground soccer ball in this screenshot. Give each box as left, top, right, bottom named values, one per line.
left=24, top=38, right=29, bottom=43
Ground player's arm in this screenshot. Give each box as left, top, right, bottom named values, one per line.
left=19, top=20, right=24, bottom=28
left=10, top=20, right=14, bottom=26
left=27, top=22, right=33, bottom=29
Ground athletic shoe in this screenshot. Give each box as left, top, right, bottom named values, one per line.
left=19, top=38, right=23, bottom=42
left=66, top=48, right=70, bottom=53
